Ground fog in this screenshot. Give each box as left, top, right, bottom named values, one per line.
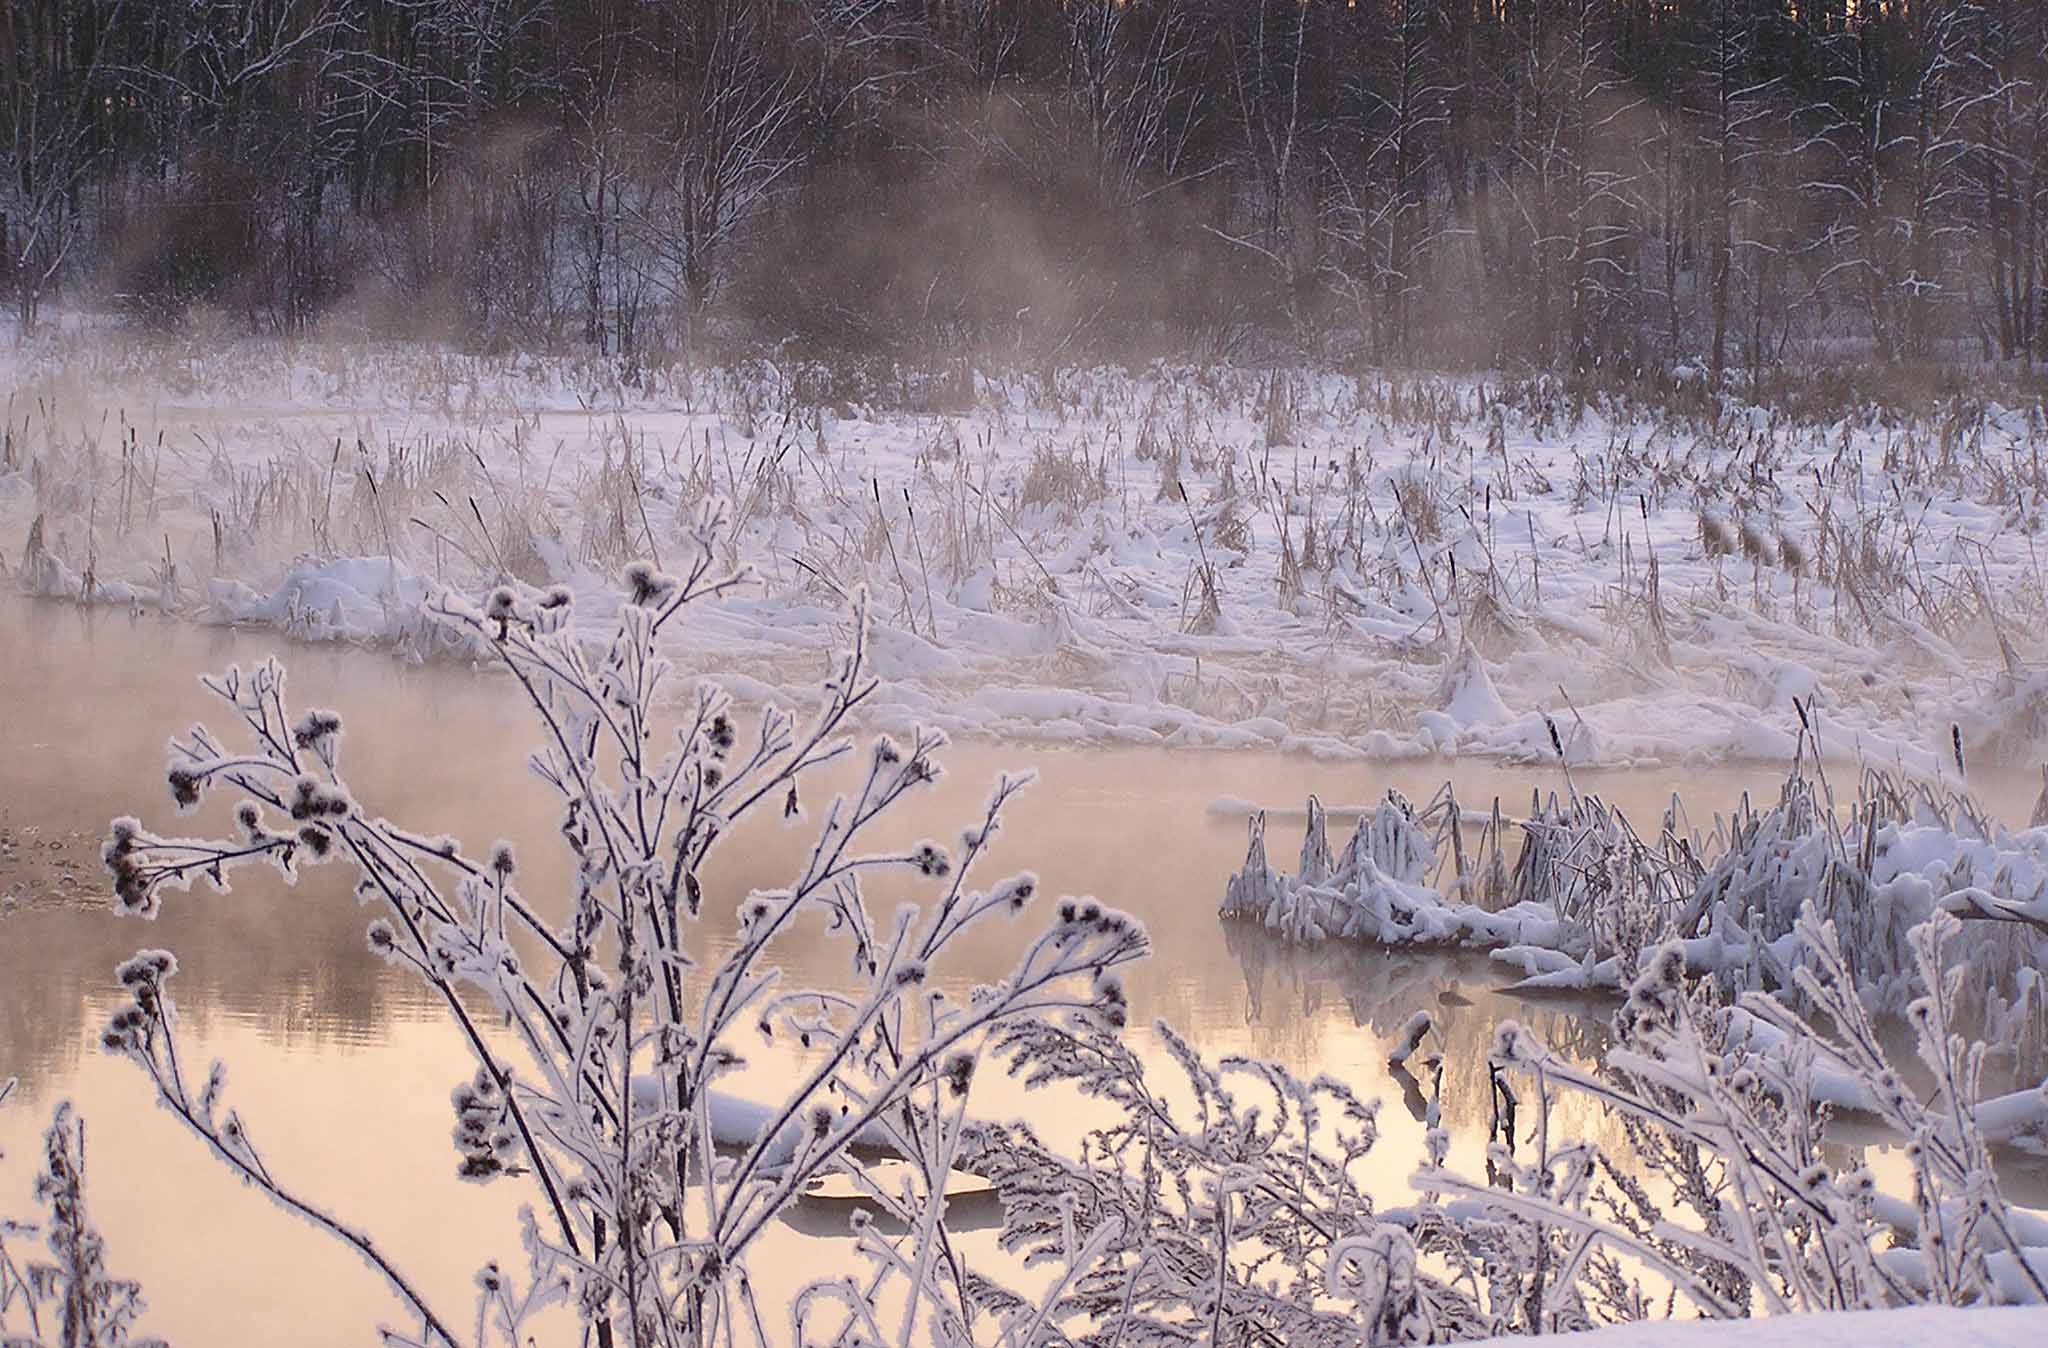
left=6, top=1, right=2044, bottom=371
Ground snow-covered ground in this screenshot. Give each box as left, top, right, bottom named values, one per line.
left=4, top=336, right=2044, bottom=771
left=1467, top=1307, right=2047, bottom=1348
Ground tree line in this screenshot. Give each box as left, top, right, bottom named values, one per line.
left=3, top=0, right=2044, bottom=373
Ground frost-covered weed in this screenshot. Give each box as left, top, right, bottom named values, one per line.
left=1416, top=912, right=2048, bottom=1320
left=96, top=526, right=1150, bottom=1346
left=960, top=1014, right=1485, bottom=1345
left=0, top=1099, right=162, bottom=1348
left=964, top=906, right=2047, bottom=1345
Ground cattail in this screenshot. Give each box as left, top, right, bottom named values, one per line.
left=1738, top=517, right=1772, bottom=565
left=1698, top=510, right=1735, bottom=557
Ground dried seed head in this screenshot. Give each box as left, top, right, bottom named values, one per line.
left=292, top=709, right=342, bottom=750
left=116, top=949, right=178, bottom=989
left=624, top=562, right=673, bottom=607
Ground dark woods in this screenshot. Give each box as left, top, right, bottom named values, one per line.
left=3, top=0, right=2044, bottom=372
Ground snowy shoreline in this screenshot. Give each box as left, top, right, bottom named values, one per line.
left=7, top=343, right=2043, bottom=773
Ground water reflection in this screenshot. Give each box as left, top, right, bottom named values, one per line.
left=3, top=593, right=2044, bottom=1343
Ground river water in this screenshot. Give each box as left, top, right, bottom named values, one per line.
left=2, top=595, right=2043, bottom=1344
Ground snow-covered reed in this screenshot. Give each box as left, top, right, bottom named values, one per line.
left=6, top=341, right=2042, bottom=771
left=1223, top=759, right=2048, bottom=1096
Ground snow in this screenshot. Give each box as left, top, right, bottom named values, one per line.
left=624, top=1080, right=929, bottom=1175
left=1465, top=1308, right=2048, bottom=1348
left=4, top=340, right=2041, bottom=771
left=1221, top=768, right=2048, bottom=1095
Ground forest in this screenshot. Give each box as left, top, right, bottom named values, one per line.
left=3, top=0, right=2045, bottom=372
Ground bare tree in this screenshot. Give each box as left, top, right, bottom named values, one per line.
left=1, top=0, right=128, bottom=332
left=630, top=0, right=810, bottom=348
left=1060, top=0, right=1207, bottom=211
left=1951, top=0, right=2045, bottom=361
left=1323, top=0, right=1454, bottom=360
left=1802, top=1, right=1976, bottom=363
left=1686, top=0, right=1782, bottom=375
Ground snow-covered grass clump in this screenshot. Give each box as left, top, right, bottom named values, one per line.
left=1223, top=758, right=2048, bottom=1113
left=4, top=338, right=2044, bottom=769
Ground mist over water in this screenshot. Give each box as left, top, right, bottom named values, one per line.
left=4, top=593, right=2046, bottom=1342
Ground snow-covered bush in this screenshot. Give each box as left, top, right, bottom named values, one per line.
left=961, top=906, right=2048, bottom=1346
left=1415, top=912, right=2048, bottom=1320
left=95, top=533, right=1148, bottom=1346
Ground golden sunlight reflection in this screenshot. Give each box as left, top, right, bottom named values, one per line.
left=4, top=596, right=2044, bottom=1342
